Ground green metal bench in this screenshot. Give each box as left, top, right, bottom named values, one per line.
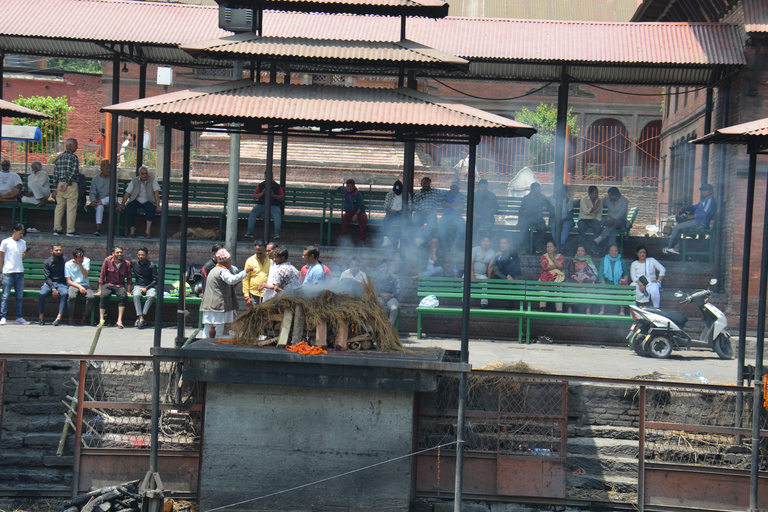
left=0, top=201, right=18, bottom=226
left=21, top=258, right=202, bottom=326
left=415, top=276, right=526, bottom=340
left=523, top=280, right=635, bottom=343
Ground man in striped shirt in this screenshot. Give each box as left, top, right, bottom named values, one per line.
left=53, top=138, right=82, bottom=237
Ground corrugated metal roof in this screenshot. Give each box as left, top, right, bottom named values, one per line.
left=0, top=99, right=51, bottom=119
left=743, top=0, right=768, bottom=33
left=181, top=34, right=468, bottom=69
left=450, top=0, right=639, bottom=22
left=101, top=79, right=537, bottom=138
left=693, top=117, right=768, bottom=146
left=213, top=0, right=448, bottom=17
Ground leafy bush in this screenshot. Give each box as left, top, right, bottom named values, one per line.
left=514, top=103, right=578, bottom=166
left=11, top=95, right=74, bottom=153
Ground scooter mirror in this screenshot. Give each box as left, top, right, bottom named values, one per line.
left=710, top=278, right=718, bottom=286
left=675, top=291, right=684, bottom=298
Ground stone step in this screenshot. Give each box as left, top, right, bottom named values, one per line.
left=568, top=453, right=638, bottom=477
left=569, top=425, right=639, bottom=440
left=568, top=437, right=638, bottom=458
left=567, top=472, right=638, bottom=494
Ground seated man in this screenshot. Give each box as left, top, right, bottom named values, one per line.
left=339, top=257, right=368, bottom=294
left=65, top=247, right=95, bottom=326
left=438, top=181, right=466, bottom=250
left=517, top=182, right=552, bottom=253
left=412, top=177, right=441, bottom=246
left=89, top=159, right=111, bottom=236
left=38, top=243, right=68, bottom=326
left=338, top=179, right=367, bottom=244
left=593, top=186, right=630, bottom=250
left=245, top=173, right=284, bottom=240
left=471, top=235, right=495, bottom=308
left=131, top=247, right=157, bottom=328
left=662, top=183, right=716, bottom=256
left=578, top=186, right=602, bottom=244
left=372, top=260, right=401, bottom=325
left=0, top=159, right=23, bottom=203
left=20, top=161, right=51, bottom=207
left=117, top=165, right=161, bottom=238
left=491, top=237, right=522, bottom=280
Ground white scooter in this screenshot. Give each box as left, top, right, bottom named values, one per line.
left=627, top=279, right=733, bottom=359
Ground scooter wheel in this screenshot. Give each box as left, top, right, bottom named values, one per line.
left=714, top=334, right=734, bottom=360
left=648, top=335, right=673, bottom=359
left=631, top=332, right=650, bottom=357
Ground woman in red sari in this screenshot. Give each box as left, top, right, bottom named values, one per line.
left=539, top=240, right=565, bottom=312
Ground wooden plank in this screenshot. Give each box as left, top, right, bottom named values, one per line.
left=315, top=320, right=327, bottom=347
left=292, top=305, right=304, bottom=344
left=277, top=308, right=293, bottom=347
left=336, top=320, right=348, bottom=351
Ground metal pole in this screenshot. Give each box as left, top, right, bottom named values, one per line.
left=177, top=129, right=190, bottom=347
left=263, top=126, right=274, bottom=242
left=106, top=54, right=121, bottom=258
left=714, top=82, right=730, bottom=292
left=738, top=154, right=757, bottom=386
left=454, top=137, right=477, bottom=512
left=400, top=74, right=417, bottom=261
left=279, top=71, right=290, bottom=194
left=136, top=64, right=147, bottom=169
left=749, top=152, right=767, bottom=512
left=638, top=386, right=646, bottom=511
left=700, top=88, right=713, bottom=184
left=0, top=51, right=4, bottom=159
left=553, top=67, right=570, bottom=246
left=70, top=361, right=87, bottom=498
left=226, top=62, right=243, bottom=261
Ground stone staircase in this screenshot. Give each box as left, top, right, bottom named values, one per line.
left=567, top=425, right=639, bottom=502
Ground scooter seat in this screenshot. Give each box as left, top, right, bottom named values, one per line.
left=644, top=307, right=688, bottom=328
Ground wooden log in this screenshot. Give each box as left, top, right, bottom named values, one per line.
left=347, top=333, right=373, bottom=343
left=315, top=320, right=327, bottom=347
left=335, top=320, right=348, bottom=351
left=258, top=336, right=279, bottom=347
left=277, top=308, right=293, bottom=347
left=292, top=305, right=304, bottom=344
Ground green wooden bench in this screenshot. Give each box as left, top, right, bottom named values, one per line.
left=523, top=280, right=635, bottom=342
left=21, top=258, right=202, bottom=326
left=0, top=201, right=18, bottom=226
left=531, top=204, right=639, bottom=252
left=236, top=186, right=332, bottom=244
left=415, top=276, right=527, bottom=340
left=680, top=219, right=715, bottom=262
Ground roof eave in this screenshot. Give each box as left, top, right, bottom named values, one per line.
left=214, top=0, right=449, bottom=18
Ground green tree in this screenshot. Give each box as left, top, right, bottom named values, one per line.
left=11, top=96, right=74, bottom=153
left=514, top=103, right=578, bottom=166
left=47, top=58, right=102, bottom=75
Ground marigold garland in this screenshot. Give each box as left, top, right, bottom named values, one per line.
left=286, top=341, right=327, bottom=355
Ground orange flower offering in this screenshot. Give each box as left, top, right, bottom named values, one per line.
left=286, top=341, right=327, bottom=355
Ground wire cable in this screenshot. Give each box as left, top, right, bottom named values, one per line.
left=430, top=78, right=556, bottom=101
left=204, top=440, right=461, bottom=512
left=583, top=82, right=710, bottom=96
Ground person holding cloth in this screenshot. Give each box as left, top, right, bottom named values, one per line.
left=630, top=245, right=665, bottom=307
left=200, top=248, right=253, bottom=339
left=117, top=165, right=161, bottom=238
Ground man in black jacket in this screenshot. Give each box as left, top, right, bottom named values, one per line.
left=131, top=247, right=158, bottom=328
left=38, top=243, right=68, bottom=326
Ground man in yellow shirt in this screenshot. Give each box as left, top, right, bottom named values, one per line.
left=243, top=239, right=271, bottom=307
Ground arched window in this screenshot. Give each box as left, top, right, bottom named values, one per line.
left=635, top=120, right=661, bottom=186
left=582, top=119, right=629, bottom=183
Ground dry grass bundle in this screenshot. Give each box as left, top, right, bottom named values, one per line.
left=230, top=280, right=403, bottom=352
left=468, top=360, right=550, bottom=396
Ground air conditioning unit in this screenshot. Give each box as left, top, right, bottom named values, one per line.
left=219, top=7, right=256, bottom=33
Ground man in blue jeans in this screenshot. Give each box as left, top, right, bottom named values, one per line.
left=38, top=243, right=69, bottom=326
left=245, top=174, right=284, bottom=240
left=0, top=224, right=29, bottom=325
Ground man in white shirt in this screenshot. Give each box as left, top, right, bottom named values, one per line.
left=117, top=165, right=161, bottom=238
left=578, top=186, right=602, bottom=245
left=0, top=159, right=23, bottom=203
left=20, top=160, right=51, bottom=207
left=0, top=224, right=29, bottom=325
left=65, top=247, right=95, bottom=326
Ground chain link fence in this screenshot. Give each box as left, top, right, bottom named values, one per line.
left=72, top=360, right=202, bottom=451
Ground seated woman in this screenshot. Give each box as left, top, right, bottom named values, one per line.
left=599, top=243, right=629, bottom=315
left=566, top=245, right=598, bottom=314
left=411, top=237, right=445, bottom=283
left=630, top=245, right=665, bottom=308
left=539, top=240, right=565, bottom=312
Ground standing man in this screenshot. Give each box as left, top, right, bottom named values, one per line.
left=518, top=182, right=552, bottom=254
left=89, top=159, right=112, bottom=236
left=65, top=247, right=95, bottom=326
left=339, top=179, right=367, bottom=244
left=300, top=246, right=332, bottom=285
left=382, top=180, right=408, bottom=248
left=98, top=246, right=132, bottom=328
left=202, top=243, right=224, bottom=295
left=593, top=186, right=629, bottom=250
left=471, top=235, right=495, bottom=308
left=200, top=248, right=251, bottom=339
left=37, top=243, right=68, bottom=326
left=131, top=247, right=157, bottom=328
left=372, top=259, right=401, bottom=326
left=52, top=138, right=82, bottom=237
left=473, top=179, right=499, bottom=237
left=117, top=165, right=161, bottom=238
left=0, top=159, right=23, bottom=203
left=578, top=186, right=602, bottom=244
left=20, top=161, right=50, bottom=207
left=0, top=224, right=29, bottom=325
left=662, top=184, right=717, bottom=255
left=242, top=239, right=270, bottom=307
left=259, top=245, right=299, bottom=301
left=438, top=181, right=466, bottom=250
left=549, top=184, right=574, bottom=247
left=245, top=173, right=284, bottom=240
left=412, top=177, right=441, bottom=246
